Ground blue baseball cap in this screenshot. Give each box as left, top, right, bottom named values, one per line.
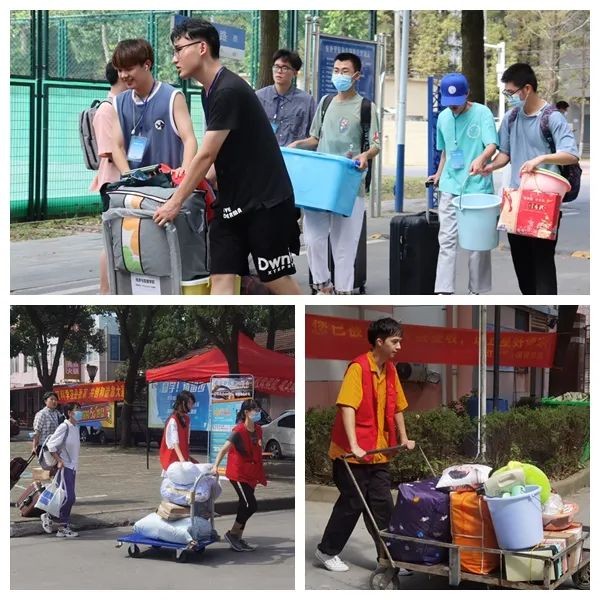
left=440, top=73, right=469, bottom=106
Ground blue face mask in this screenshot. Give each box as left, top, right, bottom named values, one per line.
left=331, top=73, right=353, bottom=92
left=250, top=411, right=262, bottom=423
left=507, top=94, right=524, bottom=110
left=72, top=410, right=83, bottom=422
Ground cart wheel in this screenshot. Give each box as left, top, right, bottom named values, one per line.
left=194, top=546, right=206, bottom=557
left=127, top=544, right=140, bottom=558
left=175, top=549, right=188, bottom=563
left=369, top=567, right=400, bottom=590
left=572, top=564, right=590, bottom=590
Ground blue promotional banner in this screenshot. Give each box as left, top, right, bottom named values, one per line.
left=148, top=381, right=210, bottom=430
left=208, top=375, right=254, bottom=470
left=317, top=34, right=377, bottom=102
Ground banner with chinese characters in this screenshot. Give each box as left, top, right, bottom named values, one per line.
left=147, top=381, right=210, bottom=430
left=306, top=315, right=557, bottom=368
left=55, top=381, right=125, bottom=404
left=208, top=375, right=254, bottom=471
left=79, top=402, right=115, bottom=428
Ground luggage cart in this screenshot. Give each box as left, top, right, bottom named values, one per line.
left=116, top=472, right=220, bottom=563
left=340, top=447, right=590, bottom=590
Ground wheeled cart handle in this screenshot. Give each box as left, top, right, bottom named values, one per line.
left=341, top=444, right=408, bottom=460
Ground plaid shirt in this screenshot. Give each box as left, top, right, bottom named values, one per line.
left=33, top=407, right=60, bottom=444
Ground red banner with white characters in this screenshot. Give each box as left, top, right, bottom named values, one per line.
left=54, top=381, right=125, bottom=404
left=305, top=315, right=557, bottom=367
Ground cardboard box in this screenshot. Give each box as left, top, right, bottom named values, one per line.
left=156, top=500, right=189, bottom=521
left=498, top=187, right=561, bottom=240
left=504, top=545, right=561, bottom=582
left=32, top=467, right=51, bottom=482
left=544, top=522, right=583, bottom=572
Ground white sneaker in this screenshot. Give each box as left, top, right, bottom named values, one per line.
left=315, top=548, right=349, bottom=572
left=40, top=513, right=53, bottom=534
left=56, top=527, right=79, bottom=538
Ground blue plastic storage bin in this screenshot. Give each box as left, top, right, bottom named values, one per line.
left=281, top=147, right=362, bottom=216
left=466, top=396, right=509, bottom=419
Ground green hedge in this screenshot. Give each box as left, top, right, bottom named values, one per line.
left=305, top=406, right=589, bottom=485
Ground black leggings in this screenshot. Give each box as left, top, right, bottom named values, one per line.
left=230, top=480, right=257, bottom=526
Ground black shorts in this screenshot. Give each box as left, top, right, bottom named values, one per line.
left=209, top=200, right=298, bottom=282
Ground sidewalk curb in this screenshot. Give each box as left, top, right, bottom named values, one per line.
left=10, top=496, right=295, bottom=538
left=306, top=466, right=590, bottom=504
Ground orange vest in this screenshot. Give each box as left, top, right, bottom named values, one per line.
left=159, top=413, right=190, bottom=470
left=330, top=353, right=398, bottom=462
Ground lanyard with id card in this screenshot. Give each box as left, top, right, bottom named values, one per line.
left=127, top=83, right=155, bottom=163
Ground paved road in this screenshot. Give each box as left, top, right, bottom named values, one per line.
left=305, top=486, right=589, bottom=590
left=10, top=165, right=589, bottom=295
left=11, top=510, right=295, bottom=589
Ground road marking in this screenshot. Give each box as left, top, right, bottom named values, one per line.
left=77, top=494, right=108, bottom=500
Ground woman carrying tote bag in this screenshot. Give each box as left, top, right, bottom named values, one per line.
left=41, top=402, right=82, bottom=538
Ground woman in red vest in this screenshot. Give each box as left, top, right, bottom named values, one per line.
left=159, top=390, right=198, bottom=472
left=211, top=399, right=267, bottom=552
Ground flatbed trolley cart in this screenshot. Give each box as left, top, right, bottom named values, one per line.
left=341, top=446, right=590, bottom=590
left=116, top=472, right=219, bottom=563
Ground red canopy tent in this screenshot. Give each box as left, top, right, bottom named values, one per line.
left=145, top=333, right=295, bottom=397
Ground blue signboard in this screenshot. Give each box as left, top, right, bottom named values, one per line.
left=208, top=375, right=254, bottom=469
left=148, top=381, right=210, bottom=431
left=318, top=34, right=377, bottom=101
left=171, top=15, right=245, bottom=60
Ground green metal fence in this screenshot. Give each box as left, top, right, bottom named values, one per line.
left=10, top=9, right=373, bottom=221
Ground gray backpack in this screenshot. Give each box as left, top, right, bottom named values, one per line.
left=79, top=98, right=111, bottom=170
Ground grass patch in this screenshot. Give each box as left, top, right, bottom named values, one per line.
left=11, top=216, right=102, bottom=242
left=381, top=176, right=425, bottom=200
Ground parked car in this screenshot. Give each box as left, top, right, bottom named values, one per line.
left=261, top=409, right=295, bottom=459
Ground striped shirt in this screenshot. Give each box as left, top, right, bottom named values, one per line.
left=32, top=407, right=61, bottom=443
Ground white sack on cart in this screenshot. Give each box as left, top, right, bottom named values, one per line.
left=436, top=464, right=492, bottom=490
left=160, top=474, right=221, bottom=506
left=133, top=513, right=212, bottom=544
left=166, top=462, right=213, bottom=486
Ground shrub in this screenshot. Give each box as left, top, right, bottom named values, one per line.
left=305, top=406, right=589, bottom=485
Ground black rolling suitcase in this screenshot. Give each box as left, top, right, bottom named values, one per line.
left=389, top=208, right=439, bottom=295
left=10, top=453, right=35, bottom=490
left=309, top=211, right=367, bottom=294
left=16, top=481, right=46, bottom=517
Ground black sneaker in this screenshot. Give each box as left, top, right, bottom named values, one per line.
left=238, top=538, right=257, bottom=552
left=224, top=531, right=245, bottom=552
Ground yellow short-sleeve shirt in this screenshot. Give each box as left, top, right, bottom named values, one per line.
left=329, top=352, right=408, bottom=464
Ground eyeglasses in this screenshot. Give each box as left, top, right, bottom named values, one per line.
left=502, top=86, right=523, bottom=99
left=272, top=64, right=293, bottom=73
left=172, top=40, right=203, bottom=58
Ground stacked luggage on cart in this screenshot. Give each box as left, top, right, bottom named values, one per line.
left=387, top=461, right=588, bottom=586
left=116, top=462, right=221, bottom=562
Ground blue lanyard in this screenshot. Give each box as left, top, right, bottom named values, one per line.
left=131, top=80, right=156, bottom=135
left=274, top=92, right=286, bottom=121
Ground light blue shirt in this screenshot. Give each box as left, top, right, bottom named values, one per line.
left=498, top=104, right=579, bottom=189
left=437, top=102, right=498, bottom=196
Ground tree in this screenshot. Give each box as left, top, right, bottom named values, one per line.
left=10, top=306, right=105, bottom=393
left=112, top=305, right=164, bottom=447
left=461, top=11, right=485, bottom=104
left=258, top=10, right=279, bottom=89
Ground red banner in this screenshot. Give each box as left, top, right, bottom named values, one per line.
left=54, top=381, right=125, bottom=404
left=306, top=315, right=557, bottom=368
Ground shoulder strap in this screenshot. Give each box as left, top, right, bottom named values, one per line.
left=539, top=105, right=557, bottom=153
left=361, top=98, right=373, bottom=192
left=318, top=94, right=335, bottom=137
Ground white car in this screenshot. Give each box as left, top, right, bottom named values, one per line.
left=262, top=410, right=295, bottom=459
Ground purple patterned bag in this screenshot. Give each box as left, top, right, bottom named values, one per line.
left=388, top=477, right=451, bottom=565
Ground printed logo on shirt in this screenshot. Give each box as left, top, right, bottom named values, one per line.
left=257, top=253, right=294, bottom=276
left=223, top=207, right=243, bottom=219
left=154, top=119, right=165, bottom=131
left=467, top=123, right=481, bottom=139
left=339, top=117, right=350, bottom=133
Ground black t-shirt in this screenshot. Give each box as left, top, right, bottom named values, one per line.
left=202, top=68, right=294, bottom=218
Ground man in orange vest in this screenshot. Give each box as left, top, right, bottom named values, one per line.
left=314, top=317, right=415, bottom=573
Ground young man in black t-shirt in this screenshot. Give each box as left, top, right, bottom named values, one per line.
left=154, top=18, right=301, bottom=295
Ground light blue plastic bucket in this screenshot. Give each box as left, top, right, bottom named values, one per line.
left=451, top=193, right=501, bottom=251
left=484, top=484, right=544, bottom=550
